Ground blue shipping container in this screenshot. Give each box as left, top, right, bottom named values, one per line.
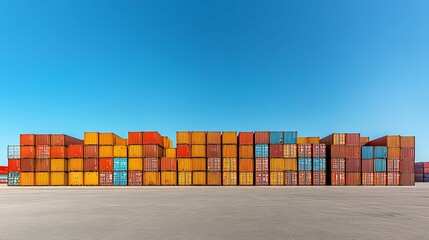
left=374, top=146, right=387, bottom=159
left=255, top=144, right=269, bottom=157
left=298, top=158, right=312, bottom=171
left=114, top=158, right=128, bottom=171
left=7, top=145, right=20, bottom=159
left=7, top=172, right=19, bottom=186
left=313, top=158, right=326, bottom=171
left=374, top=159, right=387, bottom=172
left=113, top=171, right=128, bottom=186
left=361, top=146, right=373, bottom=159
left=284, top=131, right=297, bottom=144
left=270, top=131, right=285, bottom=144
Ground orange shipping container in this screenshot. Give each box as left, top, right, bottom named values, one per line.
left=193, top=172, right=206, bottom=186
left=35, top=172, right=50, bottom=186
left=99, top=146, right=114, bottom=158
left=239, top=145, right=253, bottom=158
left=366, top=135, right=400, bottom=148
left=163, top=136, right=173, bottom=149
left=238, top=132, right=254, bottom=145
left=84, top=132, right=99, bottom=145
left=50, top=159, right=68, bottom=172
left=128, top=145, right=143, bottom=158
left=270, top=158, right=285, bottom=171
left=239, top=172, right=253, bottom=186
left=84, top=172, right=99, bottom=186
left=178, top=171, right=192, bottom=186
left=51, top=172, right=68, bottom=186
left=99, top=133, right=115, bottom=145
left=68, top=158, right=84, bottom=172
left=20, top=134, right=35, bottom=146
left=143, top=172, right=160, bottom=186
left=284, top=144, right=297, bottom=158
left=178, top=158, right=192, bottom=171
left=223, top=158, right=237, bottom=171
left=388, top=148, right=401, bottom=159
left=114, top=145, right=127, bottom=158
left=207, top=132, right=221, bottom=145
left=68, top=145, right=84, bottom=158
left=285, top=158, right=297, bottom=171
left=191, top=132, right=206, bottom=145
left=401, top=136, right=415, bottom=148
left=161, top=172, right=177, bottom=186
left=207, top=172, right=222, bottom=185
left=161, top=158, right=177, bottom=171
left=177, top=132, right=192, bottom=145
left=191, top=145, right=206, bottom=157
left=50, top=146, right=68, bottom=158
left=68, top=172, right=84, bottom=186
left=99, top=158, right=113, bottom=171
left=192, top=158, right=206, bottom=171
left=270, top=172, right=285, bottom=186
left=223, top=172, right=237, bottom=185
left=20, top=172, right=35, bottom=186
left=165, top=148, right=176, bottom=158
left=222, top=145, right=237, bottom=157
left=128, top=158, right=143, bottom=171
left=239, top=159, right=254, bottom=172
left=222, top=132, right=237, bottom=144
left=20, top=146, right=35, bottom=159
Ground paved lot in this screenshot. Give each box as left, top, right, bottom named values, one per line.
left=1, top=184, right=428, bottom=240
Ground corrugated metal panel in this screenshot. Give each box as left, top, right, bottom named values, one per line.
left=298, top=158, right=312, bottom=171
left=313, top=158, right=326, bottom=171
left=84, top=132, right=99, bottom=145
left=178, top=172, right=192, bottom=186
left=270, top=172, right=284, bottom=186
left=207, top=172, right=222, bottom=186
left=361, top=146, right=373, bottom=159
left=284, top=131, right=297, bottom=144
left=84, top=172, right=99, bottom=186
left=223, top=171, right=237, bottom=185
left=192, top=172, right=206, bottom=186
left=143, top=172, right=161, bottom=186
left=374, top=159, right=387, bottom=172
left=161, top=172, right=177, bottom=186
left=51, top=172, right=67, bottom=186
left=191, top=132, right=206, bottom=145
left=270, top=131, right=285, bottom=144
left=113, top=171, right=127, bottom=186
left=68, top=172, right=83, bottom=186
left=255, top=144, right=268, bottom=158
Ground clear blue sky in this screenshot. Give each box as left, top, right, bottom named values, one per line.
left=1, top=0, right=428, bottom=165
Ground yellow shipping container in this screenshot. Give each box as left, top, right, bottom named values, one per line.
left=165, top=148, right=176, bottom=158
left=128, top=145, right=143, bottom=158
left=270, top=172, right=285, bottom=186
left=297, top=137, right=307, bottom=144
left=51, top=158, right=68, bottom=172
left=163, top=137, right=173, bottom=149
left=238, top=145, right=253, bottom=158
left=177, top=132, right=192, bottom=145
left=178, top=158, right=192, bottom=171
left=69, top=158, right=83, bottom=172
left=99, top=146, right=114, bottom=158
left=84, top=172, right=99, bottom=186
left=128, top=158, right=143, bottom=171
left=270, top=158, right=285, bottom=171
left=51, top=172, right=68, bottom=186
left=20, top=172, right=35, bottom=186
left=178, top=171, right=192, bottom=186
left=308, top=137, right=320, bottom=144
left=191, top=132, right=206, bottom=145
left=143, top=172, right=160, bottom=186
left=161, top=172, right=177, bottom=186
left=333, top=133, right=346, bottom=145
left=114, top=145, right=127, bottom=158
left=223, top=158, right=237, bottom=171
left=193, top=172, right=206, bottom=186
left=84, top=132, right=99, bottom=145
left=222, top=132, right=237, bottom=144
left=285, top=158, right=298, bottom=171
left=222, top=145, right=237, bottom=157
left=35, top=172, right=50, bottom=186
left=223, top=171, right=237, bottom=185
left=239, top=172, right=253, bottom=186
left=99, top=133, right=115, bottom=145
left=192, top=158, right=206, bottom=171
left=191, top=144, right=206, bottom=157
left=114, top=135, right=127, bottom=145
left=69, top=172, right=84, bottom=186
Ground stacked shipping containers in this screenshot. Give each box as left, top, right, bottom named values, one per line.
left=297, top=143, right=312, bottom=186
left=177, top=132, right=192, bottom=186
left=191, top=132, right=206, bottom=186
left=415, top=162, right=429, bottom=182
left=98, top=133, right=114, bottom=186
left=284, top=143, right=298, bottom=186
left=238, top=132, right=254, bottom=186
left=270, top=132, right=285, bottom=186
left=161, top=136, right=177, bottom=186
left=83, top=132, right=99, bottom=186
left=0, top=166, right=7, bottom=184
left=109, top=133, right=127, bottom=186
left=321, top=134, right=346, bottom=186
left=255, top=132, right=269, bottom=186
left=128, top=132, right=143, bottom=186
left=143, top=132, right=163, bottom=186
left=222, top=132, right=237, bottom=185
left=207, top=132, right=222, bottom=186
left=50, top=134, right=81, bottom=186
left=361, top=146, right=374, bottom=185
left=68, top=143, right=84, bottom=186
left=20, top=134, right=35, bottom=186
left=400, top=136, right=415, bottom=186
left=312, top=143, right=326, bottom=186
left=345, top=134, right=361, bottom=186
left=7, top=145, right=20, bottom=186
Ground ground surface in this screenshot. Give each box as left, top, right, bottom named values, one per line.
left=1, top=183, right=428, bottom=240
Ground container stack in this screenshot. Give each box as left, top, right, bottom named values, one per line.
left=297, top=143, right=312, bottom=186
left=68, top=144, right=84, bottom=186
left=312, top=143, right=326, bottom=185
left=321, top=133, right=346, bottom=186
left=110, top=134, right=127, bottom=186
left=98, top=133, right=114, bottom=186
left=128, top=132, right=143, bottom=186
left=269, top=131, right=285, bottom=186
left=374, top=146, right=388, bottom=185
left=400, top=136, right=415, bottom=186
left=142, top=132, right=163, bottom=186
left=177, top=132, right=192, bottom=186
left=191, top=132, right=207, bottom=186
left=161, top=136, right=176, bottom=186
left=238, top=132, right=254, bottom=186
left=20, top=134, right=35, bottom=186
left=50, top=134, right=82, bottom=186
left=361, top=146, right=374, bottom=185
left=345, top=133, right=361, bottom=186
left=284, top=143, right=298, bottom=186
left=206, top=132, right=222, bottom=186
left=35, top=134, right=51, bottom=186
left=415, top=162, right=429, bottom=182
left=254, top=132, right=269, bottom=186
left=7, top=145, right=20, bottom=186
left=222, top=131, right=237, bottom=186
left=83, top=132, right=99, bottom=186
left=0, top=166, right=7, bottom=184
left=297, top=137, right=320, bottom=145
left=386, top=138, right=401, bottom=186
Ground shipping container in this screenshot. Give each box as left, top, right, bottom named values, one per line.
left=360, top=137, right=370, bottom=146
left=285, top=171, right=298, bottom=186
left=270, top=171, right=284, bottom=186
left=255, top=144, right=269, bottom=158
left=256, top=158, right=269, bottom=172
left=20, top=146, right=35, bottom=159
left=207, top=158, right=221, bottom=172
left=331, top=171, right=346, bottom=186
left=35, top=172, right=50, bottom=186
left=99, top=133, right=115, bottom=145
left=223, top=171, right=237, bottom=185
left=297, top=137, right=320, bottom=144
left=113, top=145, right=127, bottom=158
left=193, top=172, right=206, bottom=186
left=345, top=133, right=361, bottom=146
left=207, top=132, right=221, bottom=145
left=161, top=172, right=177, bottom=186
left=400, top=136, right=415, bottom=148
left=113, top=171, right=127, bottom=186
left=400, top=159, right=414, bottom=172
left=346, top=159, right=361, bottom=172
left=298, top=171, right=312, bottom=186
left=143, top=132, right=163, bottom=146
left=8, top=159, right=20, bottom=172
left=191, top=145, right=206, bottom=157
left=99, top=146, right=114, bottom=158
left=163, top=137, right=172, bottom=149
left=84, top=158, right=98, bottom=172
left=222, top=132, right=237, bottom=145
left=36, top=145, right=50, bottom=159
left=298, top=158, right=312, bottom=171
left=298, top=144, right=312, bottom=158
left=99, top=158, right=113, bottom=171
left=373, top=146, right=388, bottom=159
left=128, top=132, right=143, bottom=145
left=128, top=145, right=143, bottom=158
left=254, top=132, right=270, bottom=144
left=223, top=158, right=237, bottom=171
left=239, top=145, right=254, bottom=158
left=329, top=145, right=346, bottom=158
left=84, top=132, right=99, bottom=145
left=270, top=131, right=285, bottom=144
left=165, top=148, right=176, bottom=158
left=400, top=148, right=415, bottom=160
left=366, top=135, right=400, bottom=148
left=206, top=145, right=221, bottom=158
left=331, top=158, right=346, bottom=172
left=8, top=145, right=20, bottom=159
left=20, top=134, right=35, bottom=146
left=345, top=146, right=361, bottom=159
left=161, top=158, right=177, bottom=171
left=50, top=134, right=82, bottom=146
left=21, top=159, right=35, bottom=172
left=84, top=172, right=99, bottom=186
left=387, top=159, right=400, bottom=172
left=68, top=172, right=84, bottom=186
left=20, top=172, right=35, bottom=186
left=68, top=145, right=84, bottom=158
left=142, top=157, right=160, bottom=172
left=270, top=158, right=285, bottom=171
left=238, top=132, right=253, bottom=145
left=362, top=159, right=374, bottom=173
left=313, top=158, right=326, bottom=171
left=270, top=144, right=284, bottom=158
left=35, top=159, right=50, bottom=172
left=312, top=171, right=326, bottom=186
left=346, top=172, right=361, bottom=186
left=387, top=172, right=400, bottom=186
left=142, top=145, right=164, bottom=158
left=400, top=172, right=415, bottom=186
left=285, top=158, right=297, bottom=171
left=177, top=145, right=191, bottom=158
left=284, top=144, right=297, bottom=158
left=321, top=133, right=345, bottom=145
left=374, top=172, right=387, bottom=186
left=84, top=145, right=98, bottom=158
left=192, top=158, right=206, bottom=171
left=191, top=132, right=206, bottom=145
left=255, top=171, right=269, bottom=186
left=8, top=172, right=20, bottom=186
left=128, top=171, right=143, bottom=186
left=177, top=132, right=192, bottom=145
left=36, top=134, right=51, bottom=145
left=99, top=171, right=113, bottom=186
left=361, top=146, right=374, bottom=159
left=237, top=172, right=252, bottom=186
left=362, top=173, right=374, bottom=186
left=207, top=172, right=222, bottom=185
left=238, top=159, right=253, bottom=172
left=50, top=146, right=67, bottom=159
left=388, top=148, right=401, bottom=159
left=374, top=159, right=387, bottom=172
left=284, top=131, right=297, bottom=144
left=312, top=144, right=326, bottom=158
left=114, top=158, right=128, bottom=171
left=178, top=172, right=192, bottom=186
left=50, top=159, right=67, bottom=172
left=51, top=172, right=68, bottom=186
left=178, top=158, right=192, bottom=171
left=69, top=158, right=83, bottom=172
left=222, top=145, right=237, bottom=157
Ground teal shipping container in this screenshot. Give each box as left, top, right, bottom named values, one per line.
left=313, top=158, right=326, bottom=171
left=255, top=144, right=269, bottom=158
left=7, top=172, right=20, bottom=186
left=114, top=158, right=127, bottom=171
left=298, top=158, right=312, bottom=171
left=361, top=146, right=374, bottom=159
left=374, top=146, right=387, bottom=159
left=270, top=131, right=285, bottom=144
left=374, top=159, right=387, bottom=172
left=285, top=131, right=297, bottom=144
left=113, top=171, right=127, bottom=186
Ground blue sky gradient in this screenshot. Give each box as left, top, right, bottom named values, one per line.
left=1, top=1, right=428, bottom=165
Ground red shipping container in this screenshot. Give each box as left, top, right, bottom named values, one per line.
left=35, top=159, right=50, bottom=172
left=177, top=145, right=191, bottom=158
left=128, top=171, right=143, bottom=186
left=346, top=158, right=361, bottom=172
left=400, top=159, right=414, bottom=172
left=285, top=171, right=298, bottom=186
left=254, top=132, right=270, bottom=144
left=51, top=134, right=83, bottom=146
left=84, top=145, right=98, bottom=158
left=206, top=145, right=221, bottom=158
left=255, top=157, right=269, bottom=172
left=128, top=132, right=143, bottom=145
left=8, top=159, right=20, bottom=172
left=346, top=172, right=361, bottom=186
left=345, top=146, right=361, bottom=159
left=20, top=146, right=35, bottom=159
left=270, top=144, right=284, bottom=158
left=161, top=158, right=177, bottom=171
left=387, top=172, right=400, bottom=186
left=330, top=145, right=346, bottom=158
left=387, top=159, right=400, bottom=172
left=312, top=144, right=326, bottom=157
left=36, top=145, right=50, bottom=159
left=312, top=171, right=326, bottom=186
left=297, top=144, right=312, bottom=158
left=255, top=171, right=269, bottom=185
left=68, top=145, right=84, bottom=158
left=400, top=136, right=415, bottom=148
left=143, top=131, right=163, bottom=146
left=400, top=172, right=415, bottom=186
left=400, top=148, right=415, bottom=160
left=50, top=146, right=68, bottom=158
left=20, top=134, right=35, bottom=146
left=144, top=158, right=161, bottom=172
left=238, top=132, right=254, bottom=145
left=20, top=159, right=35, bottom=172
left=362, top=173, right=374, bottom=186
left=345, top=133, right=361, bottom=146
left=143, top=145, right=163, bottom=158
left=331, top=171, right=346, bottom=186
left=207, top=158, right=221, bottom=172
left=298, top=171, right=312, bottom=185
left=331, top=158, right=345, bottom=172
left=374, top=172, right=387, bottom=186
left=99, top=158, right=113, bottom=171
left=362, top=159, right=374, bottom=173
left=99, top=171, right=113, bottom=186
left=239, top=159, right=254, bottom=172
left=36, top=134, right=51, bottom=145
left=207, top=132, right=221, bottom=145
left=84, top=158, right=98, bottom=171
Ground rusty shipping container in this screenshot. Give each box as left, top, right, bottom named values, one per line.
left=362, top=159, right=374, bottom=172
left=144, top=158, right=161, bottom=172
left=255, top=171, right=269, bottom=186
left=128, top=171, right=143, bottom=186
left=99, top=171, right=113, bottom=186
left=374, top=172, right=387, bottom=186
left=362, top=173, right=374, bottom=186
left=207, top=132, right=221, bottom=145
left=298, top=144, right=312, bottom=158
left=346, top=158, right=361, bottom=172
left=400, top=136, right=415, bottom=148
left=161, top=158, right=177, bottom=171
left=84, top=158, right=98, bottom=172
left=36, top=145, right=50, bottom=159
left=238, top=132, right=254, bottom=145
left=270, top=144, right=284, bottom=158
left=387, top=172, right=400, bottom=186
left=207, top=158, right=221, bottom=172
left=298, top=171, right=312, bottom=186
left=206, top=145, right=221, bottom=158
left=254, top=132, right=270, bottom=144
left=312, top=144, right=326, bottom=157
left=143, top=145, right=164, bottom=158
left=331, top=171, right=346, bottom=186
left=285, top=171, right=298, bottom=186
left=20, top=159, right=35, bottom=172
left=207, top=172, right=222, bottom=186
left=346, top=172, right=361, bottom=186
